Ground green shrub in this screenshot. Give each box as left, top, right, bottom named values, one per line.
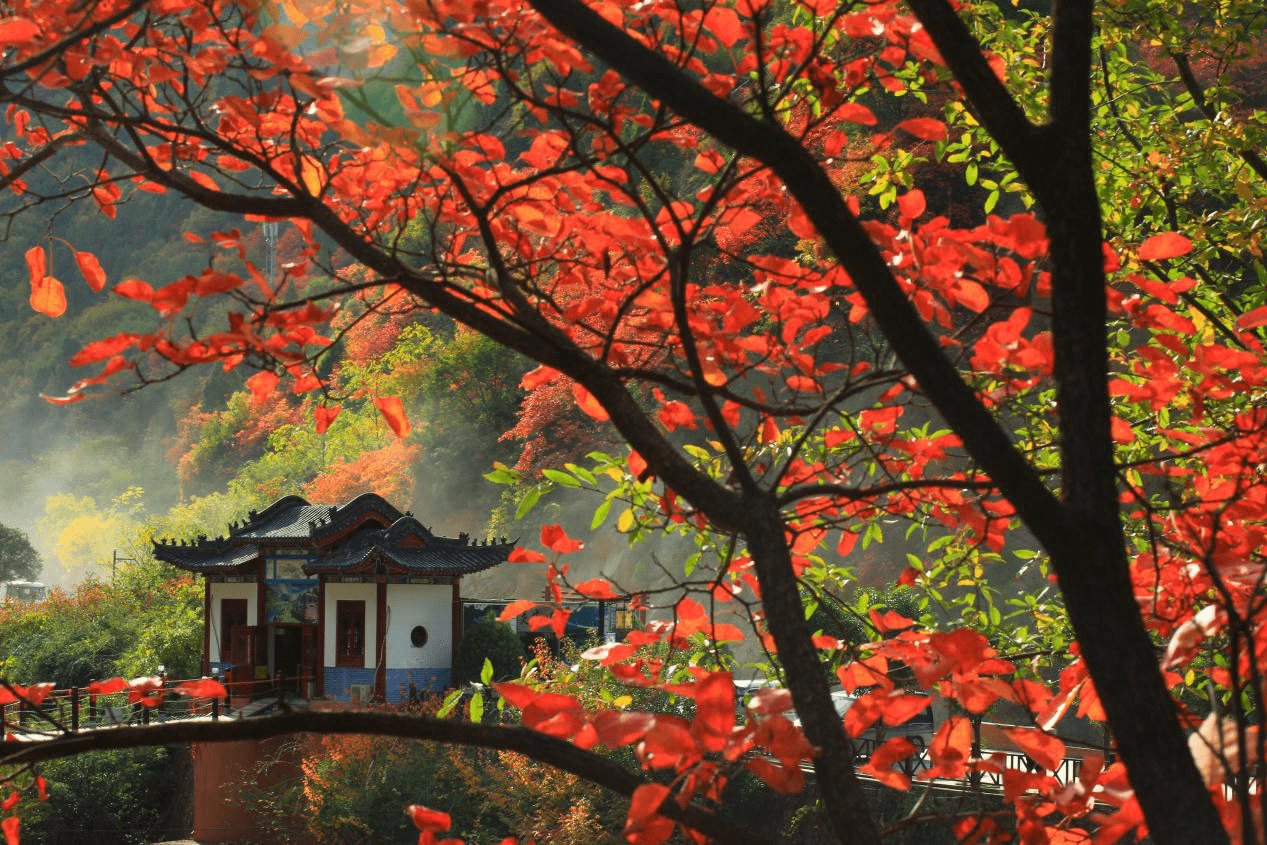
left=13, top=747, right=184, bottom=845
left=453, top=611, right=524, bottom=686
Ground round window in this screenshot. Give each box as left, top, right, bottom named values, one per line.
left=410, top=625, right=428, bottom=647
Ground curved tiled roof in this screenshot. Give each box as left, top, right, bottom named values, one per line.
left=152, top=539, right=261, bottom=573
left=152, top=494, right=512, bottom=576
left=304, top=516, right=513, bottom=576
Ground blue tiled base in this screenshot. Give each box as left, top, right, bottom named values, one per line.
left=386, top=668, right=451, bottom=702
left=322, top=666, right=376, bottom=700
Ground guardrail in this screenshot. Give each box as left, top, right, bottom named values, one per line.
left=0, top=675, right=266, bottom=737
left=848, top=734, right=1088, bottom=786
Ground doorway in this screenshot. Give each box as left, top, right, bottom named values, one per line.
left=270, top=624, right=315, bottom=694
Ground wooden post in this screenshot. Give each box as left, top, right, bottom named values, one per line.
left=70, top=688, right=79, bottom=733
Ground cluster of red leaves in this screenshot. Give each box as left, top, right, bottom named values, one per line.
left=304, top=439, right=421, bottom=504
left=4, top=0, right=1267, bottom=843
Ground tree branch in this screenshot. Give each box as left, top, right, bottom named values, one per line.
left=0, top=711, right=769, bottom=845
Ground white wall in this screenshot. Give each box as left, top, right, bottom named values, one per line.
left=323, top=582, right=377, bottom=670
left=209, top=582, right=257, bottom=662
left=385, top=583, right=451, bottom=670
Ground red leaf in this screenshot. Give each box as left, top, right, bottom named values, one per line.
left=86, top=677, right=128, bottom=696
left=897, top=189, right=925, bottom=221
left=520, top=364, right=559, bottom=390
left=624, top=783, right=675, bottom=845
left=0, top=16, right=39, bottom=45
left=23, top=245, right=44, bottom=285
left=113, top=278, right=155, bottom=302
left=1110, top=416, right=1135, bottom=444
left=374, top=396, right=411, bottom=438
left=571, top=383, right=609, bottom=421
left=68, top=333, right=141, bottom=367
left=2, top=792, right=17, bottom=812
left=748, top=687, right=793, bottom=715
left=313, top=404, right=342, bottom=434
left=691, top=671, right=735, bottom=750
left=34, top=776, right=45, bottom=802
left=128, top=675, right=165, bottom=707
left=9, top=683, right=54, bottom=707
left=703, top=6, right=743, bottom=48
left=407, top=805, right=452, bottom=833
left=921, top=716, right=972, bottom=780
left=1, top=816, right=17, bottom=845
left=896, top=118, right=948, bottom=141
left=493, top=682, right=536, bottom=710
left=507, top=548, right=546, bottom=563
left=592, top=710, right=655, bottom=748
left=1137, top=232, right=1192, bottom=261
left=246, top=371, right=280, bottom=404
left=573, top=578, right=618, bottom=599
left=520, top=691, right=585, bottom=737
left=580, top=642, right=637, bottom=664
left=175, top=678, right=228, bottom=698
left=540, top=524, right=583, bottom=554
left=860, top=736, right=917, bottom=790
left=1235, top=305, right=1267, bottom=330
left=75, top=250, right=107, bottom=291
left=837, top=102, right=877, bottom=126
left=1003, top=726, right=1065, bottom=772
left=497, top=599, right=537, bottom=621
left=30, top=274, right=66, bottom=318
left=745, top=756, right=804, bottom=793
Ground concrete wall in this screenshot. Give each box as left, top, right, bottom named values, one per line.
left=191, top=736, right=305, bottom=844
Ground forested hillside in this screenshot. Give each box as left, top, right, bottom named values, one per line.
left=0, top=139, right=609, bottom=585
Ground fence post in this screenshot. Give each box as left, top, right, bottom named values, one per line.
left=70, top=688, right=79, bottom=733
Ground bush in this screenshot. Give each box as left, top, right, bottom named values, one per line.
left=12, top=747, right=185, bottom=845
left=453, top=611, right=524, bottom=686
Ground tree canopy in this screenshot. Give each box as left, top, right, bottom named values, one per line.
left=0, top=524, right=41, bottom=585
left=2, top=1, right=1267, bottom=844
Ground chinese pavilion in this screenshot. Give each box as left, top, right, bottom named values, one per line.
left=153, top=493, right=514, bottom=702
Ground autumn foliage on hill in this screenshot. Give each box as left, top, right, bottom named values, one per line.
left=2, top=0, right=1267, bottom=844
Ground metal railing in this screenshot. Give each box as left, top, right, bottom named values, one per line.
left=0, top=676, right=245, bottom=738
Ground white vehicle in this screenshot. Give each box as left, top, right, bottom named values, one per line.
left=2, top=581, right=49, bottom=603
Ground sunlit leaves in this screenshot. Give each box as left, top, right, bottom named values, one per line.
left=74, top=251, right=107, bottom=292
left=0, top=17, right=38, bottom=45
left=25, top=246, right=66, bottom=318
left=1137, top=232, right=1193, bottom=261
left=374, top=396, right=410, bottom=438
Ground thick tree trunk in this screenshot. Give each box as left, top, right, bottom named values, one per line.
left=746, top=500, right=883, bottom=845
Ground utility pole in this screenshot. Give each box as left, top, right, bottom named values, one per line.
left=112, top=550, right=136, bottom=585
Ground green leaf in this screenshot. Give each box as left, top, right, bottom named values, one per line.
left=984, top=190, right=999, bottom=213
left=480, top=657, right=494, bottom=685
left=484, top=467, right=520, bottom=485
left=565, top=462, right=596, bottom=485
left=437, top=688, right=463, bottom=718
left=469, top=690, right=484, bottom=723
left=966, top=162, right=978, bottom=185
left=542, top=469, right=582, bottom=488
left=590, top=497, right=613, bottom=530
left=515, top=486, right=544, bottom=521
